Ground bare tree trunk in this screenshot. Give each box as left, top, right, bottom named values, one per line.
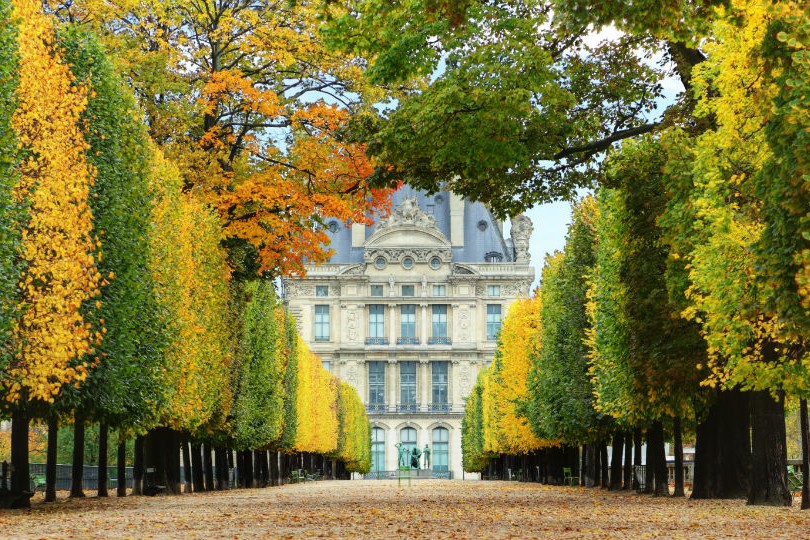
left=623, top=432, right=633, bottom=490
left=191, top=442, right=205, bottom=492
left=70, top=414, right=86, bottom=498
left=203, top=443, right=214, bottom=491
left=181, top=438, right=192, bottom=493
left=10, top=408, right=31, bottom=508
left=117, top=439, right=127, bottom=497
left=45, top=416, right=58, bottom=502
left=673, top=416, right=685, bottom=497
left=97, top=422, right=109, bottom=497
left=633, top=428, right=642, bottom=491
left=748, top=390, right=791, bottom=506
left=609, top=432, right=623, bottom=490
left=800, top=398, right=809, bottom=510
left=133, top=435, right=144, bottom=495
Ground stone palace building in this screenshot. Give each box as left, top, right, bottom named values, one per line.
left=283, top=186, right=534, bottom=479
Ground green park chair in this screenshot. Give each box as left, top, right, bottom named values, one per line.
left=563, top=467, right=575, bottom=486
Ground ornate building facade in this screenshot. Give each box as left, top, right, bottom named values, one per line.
left=283, top=187, right=534, bottom=479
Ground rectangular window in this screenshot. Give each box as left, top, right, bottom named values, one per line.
left=368, top=304, right=385, bottom=338
left=400, top=305, right=416, bottom=339
left=486, top=304, right=502, bottom=340
left=370, top=284, right=383, bottom=297
left=322, top=360, right=331, bottom=372
left=316, top=285, right=328, bottom=297
left=433, top=284, right=446, bottom=297
left=314, top=305, right=330, bottom=341
left=401, top=285, right=415, bottom=297
left=487, top=285, right=500, bottom=296
left=368, top=361, right=385, bottom=409
left=432, top=304, right=448, bottom=338
left=431, top=361, right=448, bottom=408
left=400, top=361, right=417, bottom=411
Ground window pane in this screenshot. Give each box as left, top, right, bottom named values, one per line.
left=314, top=305, right=330, bottom=341
left=433, top=284, right=446, bottom=296
left=432, top=304, right=447, bottom=337
left=486, top=304, right=502, bottom=340
left=401, top=285, right=414, bottom=297
left=372, top=427, right=385, bottom=472
left=369, top=304, right=385, bottom=337
left=400, top=304, right=416, bottom=338
left=487, top=285, right=500, bottom=296
left=400, top=361, right=417, bottom=408
left=432, top=361, right=448, bottom=405
left=432, top=428, right=449, bottom=472
left=368, top=361, right=385, bottom=405
left=370, top=284, right=383, bottom=297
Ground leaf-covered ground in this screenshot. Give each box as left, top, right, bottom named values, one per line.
left=2, top=480, right=808, bottom=539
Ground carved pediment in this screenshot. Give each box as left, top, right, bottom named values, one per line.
left=365, top=196, right=450, bottom=250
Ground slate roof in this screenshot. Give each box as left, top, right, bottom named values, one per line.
left=322, top=186, right=513, bottom=264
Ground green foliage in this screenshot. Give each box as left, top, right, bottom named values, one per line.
left=332, top=381, right=371, bottom=473
left=461, top=372, right=489, bottom=473
left=0, top=0, right=22, bottom=387
left=279, top=311, right=299, bottom=451
left=327, top=0, right=665, bottom=217
left=231, top=281, right=286, bottom=450
left=526, top=198, right=610, bottom=444
left=56, top=26, right=167, bottom=430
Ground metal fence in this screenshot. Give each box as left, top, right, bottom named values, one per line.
left=28, top=463, right=134, bottom=491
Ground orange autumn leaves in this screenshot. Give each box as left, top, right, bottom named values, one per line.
left=4, top=0, right=101, bottom=404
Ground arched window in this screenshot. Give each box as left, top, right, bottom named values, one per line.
left=372, top=427, right=385, bottom=473
left=432, top=427, right=449, bottom=472
left=400, top=427, right=417, bottom=458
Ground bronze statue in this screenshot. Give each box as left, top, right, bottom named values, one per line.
left=422, top=444, right=431, bottom=469
left=410, top=446, right=422, bottom=469
left=395, top=442, right=408, bottom=468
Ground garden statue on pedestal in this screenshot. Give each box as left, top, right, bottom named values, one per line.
left=422, top=445, right=431, bottom=469
left=395, top=443, right=408, bottom=468
left=410, top=446, right=422, bottom=469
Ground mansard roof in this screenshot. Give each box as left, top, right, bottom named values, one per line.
left=322, top=185, right=514, bottom=264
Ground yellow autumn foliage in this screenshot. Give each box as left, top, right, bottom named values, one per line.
left=6, top=0, right=101, bottom=404
left=482, top=296, right=548, bottom=455
left=294, top=337, right=338, bottom=454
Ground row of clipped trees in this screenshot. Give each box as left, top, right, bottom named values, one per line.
left=0, top=1, right=370, bottom=508
left=463, top=3, right=809, bottom=508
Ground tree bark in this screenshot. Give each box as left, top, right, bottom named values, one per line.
left=45, top=416, right=58, bottom=502
left=584, top=444, right=597, bottom=488
left=191, top=442, right=205, bottom=492
left=117, top=439, right=127, bottom=497
left=203, top=443, right=214, bottom=491
left=181, top=438, right=192, bottom=493
left=133, top=435, right=144, bottom=495
left=10, top=408, right=31, bottom=508
left=599, top=442, right=609, bottom=489
left=800, top=398, right=809, bottom=510
left=70, top=414, right=86, bottom=498
left=747, top=390, right=791, bottom=506
left=97, top=422, right=109, bottom=497
left=609, top=432, right=623, bottom=490
left=649, top=420, right=668, bottom=496
left=692, top=389, right=750, bottom=499
left=673, top=416, right=685, bottom=497
left=165, top=429, right=182, bottom=495
left=643, top=427, right=654, bottom=494
left=214, top=446, right=228, bottom=490
left=623, top=432, right=633, bottom=490
left=633, top=428, right=642, bottom=491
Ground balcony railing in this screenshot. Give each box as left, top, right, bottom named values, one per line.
left=365, top=337, right=389, bottom=345
left=365, top=403, right=454, bottom=414
left=396, top=337, right=420, bottom=345
left=427, top=336, right=452, bottom=345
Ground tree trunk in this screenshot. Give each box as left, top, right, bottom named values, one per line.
left=10, top=408, right=31, bottom=508
left=203, top=443, right=214, bottom=491
left=70, top=415, right=86, bottom=498
left=215, top=446, right=228, bottom=490
left=633, top=428, right=642, bottom=491
left=623, top=432, right=633, bottom=490
left=191, top=442, right=205, bottom=492
left=800, top=398, right=809, bottom=510
left=181, top=438, right=192, bottom=493
left=584, top=444, right=597, bottom=488
left=599, top=442, right=609, bottom=489
left=609, top=432, right=623, bottom=490
left=165, top=429, right=182, bottom=495
left=117, top=439, right=127, bottom=497
left=45, top=416, right=58, bottom=503
left=673, top=416, right=685, bottom=497
left=97, top=422, right=109, bottom=497
left=692, top=388, right=750, bottom=499
left=643, top=427, right=654, bottom=494
left=648, top=420, right=668, bottom=496
left=747, top=390, right=791, bottom=506
left=270, top=450, right=279, bottom=486
left=133, top=435, right=144, bottom=495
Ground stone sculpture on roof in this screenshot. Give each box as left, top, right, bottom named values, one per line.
left=377, top=196, right=437, bottom=230
left=510, top=213, right=533, bottom=263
